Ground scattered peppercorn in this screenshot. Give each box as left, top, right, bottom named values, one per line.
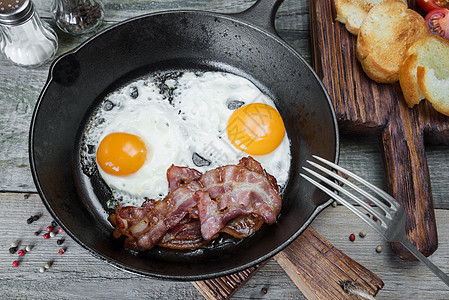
left=24, top=194, right=30, bottom=199
left=11, top=241, right=18, bottom=247
left=50, top=232, right=56, bottom=238
left=34, top=231, right=41, bottom=236
left=46, top=226, right=53, bottom=232
left=32, top=215, right=40, bottom=222
left=373, top=216, right=378, bottom=221
left=331, top=201, right=337, bottom=207
left=18, top=249, right=26, bottom=256
left=27, top=217, right=34, bottom=224
left=359, top=230, right=366, bottom=238
left=376, top=245, right=382, bottom=253
left=349, top=233, right=356, bottom=242
left=9, top=247, right=18, bottom=254
left=261, top=287, right=268, bottom=294
left=58, top=248, right=65, bottom=255
left=51, top=221, right=57, bottom=228
left=25, top=245, right=32, bottom=252
left=39, top=267, right=45, bottom=273
left=12, top=260, right=19, bottom=267
left=43, top=233, right=51, bottom=239
left=57, top=239, right=64, bottom=246
left=58, top=228, right=63, bottom=233
left=44, top=262, right=51, bottom=269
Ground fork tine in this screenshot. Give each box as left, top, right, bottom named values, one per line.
left=300, top=173, right=387, bottom=237
left=306, top=160, right=393, bottom=220
left=302, top=166, right=388, bottom=228
left=312, top=155, right=398, bottom=211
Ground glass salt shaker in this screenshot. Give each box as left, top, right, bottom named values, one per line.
left=52, top=0, right=104, bottom=35
left=0, top=0, right=58, bottom=68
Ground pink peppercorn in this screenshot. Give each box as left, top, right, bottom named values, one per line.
left=349, top=233, right=356, bottom=242
left=58, top=248, right=65, bottom=255
left=43, top=233, right=51, bottom=239
left=18, top=249, right=26, bottom=256
left=46, top=226, right=53, bottom=232
left=12, top=260, right=19, bottom=267
left=58, top=228, right=63, bottom=233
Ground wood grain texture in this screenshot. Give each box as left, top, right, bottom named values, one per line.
left=1, top=0, right=449, bottom=298
left=192, top=261, right=268, bottom=300
left=274, top=227, right=384, bottom=299
left=2, top=192, right=448, bottom=299
left=309, top=0, right=448, bottom=259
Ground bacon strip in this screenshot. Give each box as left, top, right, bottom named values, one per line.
left=112, top=157, right=282, bottom=251
left=166, top=165, right=202, bottom=192
left=198, top=164, right=282, bottom=241
left=114, top=181, right=201, bottom=251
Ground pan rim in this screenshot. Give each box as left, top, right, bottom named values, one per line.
left=29, top=9, right=340, bottom=281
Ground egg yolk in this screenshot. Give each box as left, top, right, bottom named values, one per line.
left=96, top=132, right=147, bottom=176
left=227, top=103, right=285, bottom=155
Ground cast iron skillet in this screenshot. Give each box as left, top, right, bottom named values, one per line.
left=30, top=0, right=339, bottom=280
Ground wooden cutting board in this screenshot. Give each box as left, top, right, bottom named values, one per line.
left=193, top=226, right=384, bottom=299
left=309, top=0, right=449, bottom=260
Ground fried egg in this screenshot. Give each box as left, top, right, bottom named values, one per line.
left=81, top=71, right=291, bottom=207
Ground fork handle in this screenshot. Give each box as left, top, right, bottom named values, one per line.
left=400, top=238, right=449, bottom=287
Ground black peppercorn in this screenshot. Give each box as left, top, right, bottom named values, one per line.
left=57, top=239, right=65, bottom=245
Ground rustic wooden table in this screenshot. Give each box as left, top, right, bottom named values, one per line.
left=1, top=0, right=448, bottom=299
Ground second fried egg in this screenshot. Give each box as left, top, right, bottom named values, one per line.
left=81, top=71, right=291, bottom=207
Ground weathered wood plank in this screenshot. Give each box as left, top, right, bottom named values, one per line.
left=192, top=261, right=268, bottom=300
left=309, top=0, right=449, bottom=259
left=275, top=227, right=383, bottom=299
left=1, top=192, right=448, bottom=299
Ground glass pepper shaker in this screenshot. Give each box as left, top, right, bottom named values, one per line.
left=52, top=0, right=104, bottom=35
left=0, top=0, right=58, bottom=68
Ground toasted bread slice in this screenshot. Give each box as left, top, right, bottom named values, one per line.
left=414, top=36, right=449, bottom=116
left=399, top=53, right=424, bottom=107
left=356, top=0, right=428, bottom=83
left=334, top=0, right=407, bottom=35
left=400, top=35, right=449, bottom=108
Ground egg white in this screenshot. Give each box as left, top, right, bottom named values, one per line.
left=81, top=71, right=291, bottom=207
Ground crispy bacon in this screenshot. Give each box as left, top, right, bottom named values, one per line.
left=166, top=165, right=202, bottom=192
left=198, top=164, right=282, bottom=241
left=114, top=181, right=201, bottom=251
left=158, top=215, right=207, bottom=250
left=112, top=157, right=282, bottom=251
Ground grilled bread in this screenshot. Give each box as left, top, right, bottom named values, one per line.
left=334, top=0, right=407, bottom=35
left=356, top=0, right=428, bottom=83
left=406, top=36, right=449, bottom=116
left=399, top=35, right=449, bottom=109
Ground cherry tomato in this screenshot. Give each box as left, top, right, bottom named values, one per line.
left=418, top=0, right=449, bottom=12
left=425, top=8, right=449, bottom=40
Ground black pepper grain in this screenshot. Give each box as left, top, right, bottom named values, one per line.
left=9, top=246, right=18, bottom=254
left=57, top=239, right=65, bottom=246
left=27, top=217, right=34, bottom=224
left=32, top=215, right=40, bottom=222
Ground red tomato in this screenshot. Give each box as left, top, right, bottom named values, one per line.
left=418, top=0, right=449, bottom=12
left=425, top=8, right=449, bottom=40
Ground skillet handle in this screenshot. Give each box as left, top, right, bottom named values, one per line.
left=232, top=0, right=284, bottom=36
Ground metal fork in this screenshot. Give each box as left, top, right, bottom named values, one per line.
left=300, top=155, right=449, bottom=287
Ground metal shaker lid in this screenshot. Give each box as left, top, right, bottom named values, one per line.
left=0, top=0, right=34, bottom=25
